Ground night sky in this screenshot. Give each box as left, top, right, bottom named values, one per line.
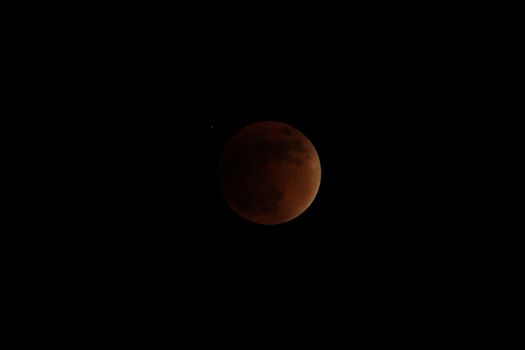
left=7, top=3, right=520, bottom=345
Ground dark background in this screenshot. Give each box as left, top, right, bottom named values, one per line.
left=6, top=2, right=521, bottom=345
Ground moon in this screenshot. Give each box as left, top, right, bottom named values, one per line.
left=219, top=121, right=321, bottom=225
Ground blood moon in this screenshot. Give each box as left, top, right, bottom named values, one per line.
left=219, top=121, right=321, bottom=225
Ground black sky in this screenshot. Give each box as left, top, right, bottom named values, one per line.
left=6, top=2, right=521, bottom=345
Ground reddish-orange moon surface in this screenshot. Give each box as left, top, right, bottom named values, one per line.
left=219, top=121, right=321, bottom=225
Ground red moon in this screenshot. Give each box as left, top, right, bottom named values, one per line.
left=219, top=121, right=321, bottom=225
